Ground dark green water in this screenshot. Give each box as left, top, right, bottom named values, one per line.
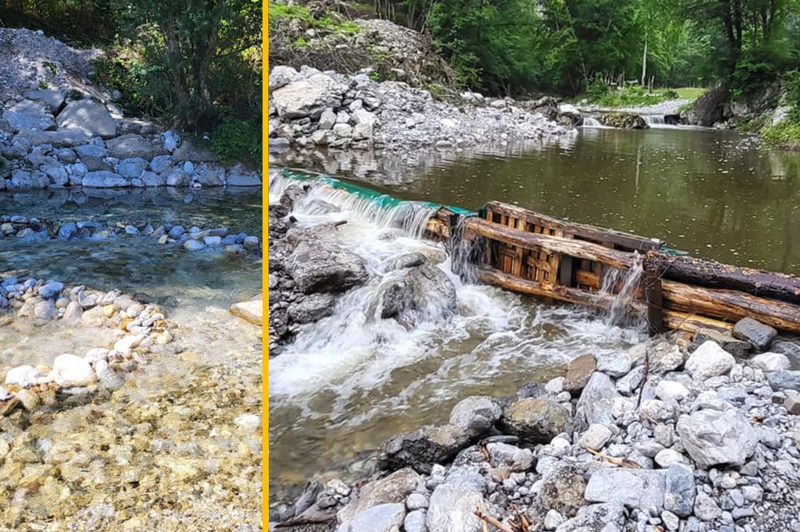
left=285, top=127, right=800, bottom=275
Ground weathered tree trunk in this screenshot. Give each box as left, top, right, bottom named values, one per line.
left=661, top=280, right=800, bottom=333
left=645, top=251, right=800, bottom=304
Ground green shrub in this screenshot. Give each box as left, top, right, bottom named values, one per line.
left=762, top=118, right=800, bottom=148
left=210, top=118, right=262, bottom=167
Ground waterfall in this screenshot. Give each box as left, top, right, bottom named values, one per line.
left=642, top=115, right=666, bottom=126
left=448, top=216, right=486, bottom=284
left=599, top=253, right=644, bottom=328
left=582, top=117, right=602, bottom=127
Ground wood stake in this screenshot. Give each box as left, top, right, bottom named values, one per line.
left=475, top=507, right=516, bottom=532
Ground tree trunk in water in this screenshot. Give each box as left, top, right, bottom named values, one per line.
left=644, top=251, right=800, bottom=304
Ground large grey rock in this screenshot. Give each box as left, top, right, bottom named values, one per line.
left=227, top=169, right=261, bottom=187
left=338, top=468, right=419, bottom=523
left=82, top=171, right=129, bottom=188
left=56, top=100, right=117, bottom=138
left=665, top=464, right=696, bottom=517
left=24, top=89, right=67, bottom=110
left=426, top=484, right=484, bottom=532
left=578, top=424, right=613, bottom=450
left=272, top=74, right=349, bottom=119
left=685, top=341, right=735, bottom=381
left=584, top=468, right=667, bottom=510
left=676, top=409, right=758, bottom=467
left=194, top=165, right=225, bottom=186
left=116, top=157, right=149, bottom=179
left=173, top=139, right=218, bottom=163
left=370, top=264, right=456, bottom=325
left=342, top=503, right=405, bottom=532
left=564, top=354, right=596, bottom=392
left=40, top=163, right=68, bottom=186
left=268, top=65, right=300, bottom=91
left=767, top=370, right=800, bottom=392
left=554, top=502, right=626, bottom=532
left=106, top=134, right=167, bottom=159
left=771, top=341, right=800, bottom=367
left=287, top=224, right=368, bottom=294
left=733, top=317, right=777, bottom=350
left=448, top=396, right=502, bottom=437
left=596, top=352, right=632, bottom=378
left=750, top=352, right=790, bottom=372
left=500, top=397, right=572, bottom=443
left=693, top=492, right=721, bottom=521
left=537, top=464, right=587, bottom=518
left=381, top=425, right=469, bottom=473
left=16, top=129, right=92, bottom=147
left=4, top=100, right=55, bottom=131
left=485, top=442, right=533, bottom=472
left=287, top=293, right=336, bottom=324
left=10, top=169, right=48, bottom=189
left=574, top=372, right=618, bottom=430
left=690, top=328, right=753, bottom=358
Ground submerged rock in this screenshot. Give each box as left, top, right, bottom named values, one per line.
left=449, top=396, right=502, bottom=437
left=230, top=294, right=263, bottom=326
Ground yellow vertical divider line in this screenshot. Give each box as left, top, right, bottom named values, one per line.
left=263, top=0, right=269, bottom=527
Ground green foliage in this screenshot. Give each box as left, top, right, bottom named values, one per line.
left=210, top=117, right=262, bottom=166
left=586, top=84, right=684, bottom=107
left=730, top=48, right=786, bottom=97
left=38, top=81, right=49, bottom=89
left=762, top=118, right=800, bottom=148
left=268, top=2, right=362, bottom=37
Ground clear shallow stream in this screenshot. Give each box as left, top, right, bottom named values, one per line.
left=0, top=188, right=264, bottom=527
left=268, top=126, right=800, bottom=503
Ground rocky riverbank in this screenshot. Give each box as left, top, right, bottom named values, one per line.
left=268, top=65, right=575, bottom=154
left=271, top=295, right=800, bottom=532
left=0, top=28, right=262, bottom=190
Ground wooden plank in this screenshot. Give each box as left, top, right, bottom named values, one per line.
left=465, top=217, right=635, bottom=271
left=484, top=201, right=662, bottom=252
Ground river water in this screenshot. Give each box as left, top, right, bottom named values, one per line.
left=0, top=188, right=264, bottom=528
left=268, top=126, right=800, bottom=504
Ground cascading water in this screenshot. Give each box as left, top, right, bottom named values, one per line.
left=642, top=115, right=666, bottom=126
left=582, top=116, right=602, bottom=127
left=269, top=168, right=650, bottom=502
left=599, top=254, right=645, bottom=328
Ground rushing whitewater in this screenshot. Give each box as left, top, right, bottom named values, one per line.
left=268, top=170, right=648, bottom=500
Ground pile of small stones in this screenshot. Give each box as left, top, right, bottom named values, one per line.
left=0, top=275, right=179, bottom=418
left=271, top=318, right=800, bottom=532
left=0, top=214, right=261, bottom=254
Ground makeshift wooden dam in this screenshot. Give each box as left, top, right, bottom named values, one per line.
left=280, top=168, right=800, bottom=336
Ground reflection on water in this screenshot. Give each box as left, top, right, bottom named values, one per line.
left=277, top=127, right=800, bottom=274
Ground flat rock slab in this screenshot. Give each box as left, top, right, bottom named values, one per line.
left=56, top=99, right=118, bottom=138
left=4, top=100, right=55, bottom=131
left=584, top=468, right=667, bottom=510
left=106, top=134, right=167, bottom=160
left=230, top=294, right=262, bottom=326
left=17, top=128, right=92, bottom=147
left=24, top=89, right=66, bottom=110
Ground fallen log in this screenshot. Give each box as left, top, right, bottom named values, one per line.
left=478, top=267, right=621, bottom=309
left=466, top=218, right=635, bottom=271
left=479, top=267, right=735, bottom=335
left=661, top=280, right=800, bottom=334
left=646, top=251, right=800, bottom=305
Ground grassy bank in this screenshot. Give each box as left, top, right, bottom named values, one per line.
left=581, top=84, right=706, bottom=108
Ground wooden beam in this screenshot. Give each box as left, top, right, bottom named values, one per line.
left=485, top=201, right=662, bottom=252
left=465, top=217, right=636, bottom=271
left=644, top=267, right=665, bottom=334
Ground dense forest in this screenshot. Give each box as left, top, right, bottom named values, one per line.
left=1, top=0, right=263, bottom=164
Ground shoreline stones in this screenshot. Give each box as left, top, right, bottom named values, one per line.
left=272, top=317, right=800, bottom=532
left=0, top=214, right=261, bottom=255
left=0, top=274, right=179, bottom=417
